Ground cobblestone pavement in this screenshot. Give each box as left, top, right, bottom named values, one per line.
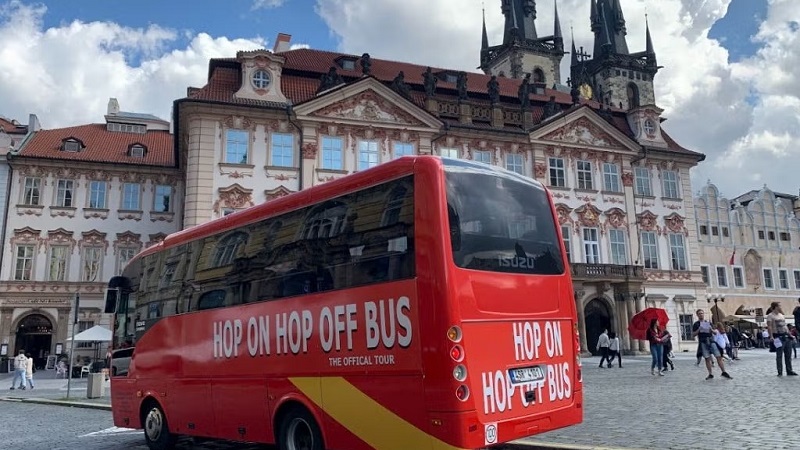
left=519, top=348, right=800, bottom=450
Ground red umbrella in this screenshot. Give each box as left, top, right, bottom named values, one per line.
left=628, top=308, right=670, bottom=341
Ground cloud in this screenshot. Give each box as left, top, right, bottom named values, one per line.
left=0, top=0, right=265, bottom=128
left=252, top=0, right=286, bottom=10
left=314, top=0, right=800, bottom=198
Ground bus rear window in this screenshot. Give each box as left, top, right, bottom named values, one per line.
left=444, top=162, right=564, bottom=275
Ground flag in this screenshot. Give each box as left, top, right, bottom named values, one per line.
left=728, top=247, right=736, bottom=266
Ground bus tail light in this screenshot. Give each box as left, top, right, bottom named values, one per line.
left=456, top=384, right=470, bottom=401
left=450, top=345, right=464, bottom=362
left=447, top=326, right=462, bottom=343
left=453, top=364, right=467, bottom=381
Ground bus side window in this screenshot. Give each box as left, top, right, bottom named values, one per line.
left=197, top=290, right=227, bottom=311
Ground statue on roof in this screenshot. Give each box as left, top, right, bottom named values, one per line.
left=390, top=71, right=412, bottom=99
left=317, top=67, right=345, bottom=94
left=518, top=73, right=531, bottom=110
left=422, top=67, right=437, bottom=98
left=570, top=82, right=580, bottom=105
left=456, top=72, right=468, bottom=101
left=360, top=53, right=372, bottom=76
left=487, top=76, right=500, bottom=105
left=542, top=96, right=558, bottom=119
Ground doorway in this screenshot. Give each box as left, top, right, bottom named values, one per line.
left=584, top=298, right=613, bottom=356
left=15, top=314, right=54, bottom=370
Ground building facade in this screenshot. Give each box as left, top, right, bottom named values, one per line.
left=694, top=182, right=800, bottom=330
left=0, top=100, right=182, bottom=368
left=172, top=0, right=706, bottom=355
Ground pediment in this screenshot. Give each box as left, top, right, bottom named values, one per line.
left=293, top=78, right=441, bottom=130
left=531, top=108, right=639, bottom=152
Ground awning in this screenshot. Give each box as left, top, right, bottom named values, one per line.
left=66, top=325, right=112, bottom=342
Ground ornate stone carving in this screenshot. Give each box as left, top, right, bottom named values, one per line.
left=302, top=142, right=318, bottom=159
left=604, top=208, right=627, bottom=229
left=46, top=228, right=76, bottom=250
left=265, top=186, right=293, bottom=201
left=360, top=53, right=371, bottom=76
left=11, top=227, right=42, bottom=247
left=487, top=76, right=500, bottom=105
left=533, top=162, right=547, bottom=179
left=113, top=231, right=142, bottom=255
left=743, top=249, right=762, bottom=286
left=80, top=229, right=108, bottom=250
left=456, top=71, right=468, bottom=101
left=554, top=203, right=573, bottom=226
left=636, top=210, right=660, bottom=233
left=422, top=66, right=437, bottom=98
left=213, top=184, right=254, bottom=214
left=317, top=66, right=345, bottom=94
left=574, top=203, right=602, bottom=228
left=621, top=171, right=634, bottom=187
left=313, top=90, right=419, bottom=125
left=663, top=213, right=688, bottom=236
left=390, top=72, right=412, bottom=99
left=223, top=116, right=254, bottom=130
left=541, top=117, right=618, bottom=147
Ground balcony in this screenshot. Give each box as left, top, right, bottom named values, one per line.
left=570, top=263, right=645, bottom=282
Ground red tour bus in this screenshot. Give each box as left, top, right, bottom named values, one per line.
left=105, top=155, right=582, bottom=450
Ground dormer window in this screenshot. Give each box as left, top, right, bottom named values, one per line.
left=61, top=138, right=84, bottom=152
left=128, top=143, right=147, bottom=158
left=438, top=72, right=458, bottom=84
left=335, top=56, right=357, bottom=71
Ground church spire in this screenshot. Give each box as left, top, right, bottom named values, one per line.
left=645, top=13, right=657, bottom=68
left=482, top=7, right=489, bottom=51
left=592, top=0, right=629, bottom=56
left=503, top=0, right=538, bottom=44
left=553, top=0, right=563, bottom=51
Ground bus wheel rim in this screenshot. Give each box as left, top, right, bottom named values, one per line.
left=287, top=417, right=313, bottom=450
left=145, top=407, right=164, bottom=442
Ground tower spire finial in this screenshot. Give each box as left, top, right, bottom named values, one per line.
left=481, top=4, right=489, bottom=51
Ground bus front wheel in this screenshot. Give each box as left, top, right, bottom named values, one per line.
left=278, top=406, right=324, bottom=450
left=142, top=402, right=176, bottom=450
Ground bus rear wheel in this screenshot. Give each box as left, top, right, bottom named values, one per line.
left=278, top=407, right=324, bottom=450
left=142, top=402, right=176, bottom=450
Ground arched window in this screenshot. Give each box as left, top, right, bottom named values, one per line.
left=302, top=201, right=350, bottom=239
left=533, top=68, right=545, bottom=84
left=626, top=83, right=640, bottom=109
left=212, top=232, right=248, bottom=267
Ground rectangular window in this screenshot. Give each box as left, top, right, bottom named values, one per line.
left=700, top=225, right=708, bottom=235
left=733, top=267, right=744, bottom=288
left=603, top=163, right=621, bottom=192
left=440, top=147, right=459, bottom=159
left=562, top=226, right=572, bottom=263
left=662, top=170, right=680, bottom=198
left=722, top=227, right=730, bottom=238
left=82, top=247, right=103, bottom=282
left=48, top=246, right=69, bottom=281
left=758, top=230, right=765, bottom=240
left=609, top=229, right=627, bottom=265
left=154, top=185, right=172, bottom=212
left=506, top=153, right=524, bottom=175
left=23, top=177, right=41, bottom=205
left=634, top=167, right=652, bottom=196
left=117, top=247, right=137, bottom=276
left=14, top=245, right=35, bottom=281
left=473, top=150, right=492, bottom=164
left=768, top=231, right=776, bottom=241
left=358, top=141, right=379, bottom=170
left=89, top=181, right=107, bottom=209
left=393, top=142, right=414, bottom=159
left=271, top=133, right=294, bottom=167
left=763, top=269, right=774, bottom=289
left=576, top=160, right=593, bottom=190
left=322, top=137, right=343, bottom=170
left=548, top=157, right=565, bottom=187
left=225, top=129, right=249, bottom=164
left=700, top=266, right=709, bottom=285
left=780, top=232, right=791, bottom=241
left=668, top=233, right=687, bottom=271
left=55, top=180, right=74, bottom=207
left=122, top=183, right=141, bottom=210
left=641, top=231, right=659, bottom=269
left=779, top=269, right=789, bottom=289
left=679, top=314, right=694, bottom=341
left=582, top=228, right=600, bottom=264
left=716, top=266, right=728, bottom=287
left=794, top=270, right=800, bottom=290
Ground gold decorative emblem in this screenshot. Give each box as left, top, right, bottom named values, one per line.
left=579, top=83, right=593, bottom=100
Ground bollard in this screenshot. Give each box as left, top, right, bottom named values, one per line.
left=86, top=372, right=104, bottom=398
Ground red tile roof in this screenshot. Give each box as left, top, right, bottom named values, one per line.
left=183, top=48, right=702, bottom=159
left=0, top=117, right=27, bottom=135
left=19, top=124, right=174, bottom=167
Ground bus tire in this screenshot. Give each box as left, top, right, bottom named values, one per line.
left=278, top=406, right=325, bottom=450
left=142, top=401, right=177, bottom=450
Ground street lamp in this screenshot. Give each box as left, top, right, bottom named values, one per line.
left=706, top=293, right=725, bottom=324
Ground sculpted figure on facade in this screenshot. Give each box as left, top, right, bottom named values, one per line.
left=422, top=67, right=437, bottom=98
left=604, top=208, right=627, bottom=229
left=744, top=249, right=762, bottom=287
left=663, top=213, right=688, bottom=236
left=636, top=210, right=660, bottom=233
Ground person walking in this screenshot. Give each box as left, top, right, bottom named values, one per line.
left=596, top=329, right=611, bottom=368
left=692, top=309, right=732, bottom=380
left=766, top=301, right=797, bottom=376
left=9, top=350, right=27, bottom=390
left=607, top=331, right=622, bottom=368
left=646, top=319, right=664, bottom=376
left=661, top=328, right=674, bottom=371
left=24, top=352, right=35, bottom=389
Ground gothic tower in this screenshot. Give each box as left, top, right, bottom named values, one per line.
left=480, top=0, right=565, bottom=85
left=570, top=0, right=660, bottom=110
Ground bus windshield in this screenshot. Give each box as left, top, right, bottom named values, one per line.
left=444, top=160, right=564, bottom=275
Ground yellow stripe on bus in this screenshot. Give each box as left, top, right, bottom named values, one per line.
left=289, top=377, right=466, bottom=450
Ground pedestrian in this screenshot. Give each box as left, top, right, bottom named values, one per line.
left=661, top=328, right=674, bottom=371
left=789, top=325, right=798, bottom=359
left=793, top=298, right=800, bottom=333
left=766, top=301, right=797, bottom=376
left=713, top=323, right=731, bottom=362
left=692, top=309, right=732, bottom=380
left=25, top=352, right=35, bottom=389
left=607, top=331, right=622, bottom=368
left=596, top=329, right=611, bottom=368
left=646, top=319, right=664, bottom=376
left=9, top=350, right=27, bottom=390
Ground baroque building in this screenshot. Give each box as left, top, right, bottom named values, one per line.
left=0, top=100, right=182, bottom=368
left=694, top=183, right=800, bottom=330
left=174, top=1, right=705, bottom=355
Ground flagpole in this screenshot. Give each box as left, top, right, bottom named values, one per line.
left=66, top=293, right=79, bottom=400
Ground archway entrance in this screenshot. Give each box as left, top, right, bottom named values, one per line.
left=15, top=314, right=53, bottom=370
left=584, top=299, right=613, bottom=356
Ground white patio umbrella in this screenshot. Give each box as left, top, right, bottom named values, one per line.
left=66, top=325, right=112, bottom=342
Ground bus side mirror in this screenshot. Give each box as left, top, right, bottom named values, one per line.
left=104, top=288, right=119, bottom=314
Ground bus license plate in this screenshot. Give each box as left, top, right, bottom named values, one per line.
left=508, top=365, right=544, bottom=384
